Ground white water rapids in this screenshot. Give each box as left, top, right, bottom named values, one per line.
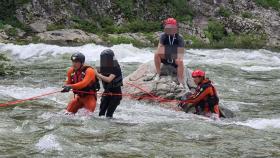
left=0, top=43, right=279, bottom=157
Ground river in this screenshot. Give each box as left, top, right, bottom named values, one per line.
left=0, top=43, right=279, bottom=157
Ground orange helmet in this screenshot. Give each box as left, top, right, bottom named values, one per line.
left=165, top=18, right=177, bottom=25
left=192, top=69, right=205, bottom=78
left=164, top=18, right=177, bottom=28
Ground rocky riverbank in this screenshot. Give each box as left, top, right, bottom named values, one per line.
left=0, top=0, right=279, bottom=50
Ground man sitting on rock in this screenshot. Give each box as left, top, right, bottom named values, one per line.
left=154, top=18, right=185, bottom=86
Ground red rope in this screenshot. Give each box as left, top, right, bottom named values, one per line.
left=72, top=90, right=158, bottom=101
left=73, top=83, right=183, bottom=104
left=0, top=90, right=61, bottom=107
left=125, top=82, right=183, bottom=103
left=0, top=83, right=187, bottom=107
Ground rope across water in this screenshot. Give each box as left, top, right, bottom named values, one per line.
left=0, top=82, right=187, bottom=107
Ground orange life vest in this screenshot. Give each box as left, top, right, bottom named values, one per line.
left=194, top=80, right=219, bottom=114
left=70, top=65, right=100, bottom=96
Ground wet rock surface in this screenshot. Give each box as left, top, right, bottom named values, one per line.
left=123, top=61, right=195, bottom=104
left=36, top=29, right=104, bottom=45
left=123, top=60, right=235, bottom=118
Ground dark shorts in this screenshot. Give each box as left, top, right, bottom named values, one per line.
left=161, top=58, right=178, bottom=68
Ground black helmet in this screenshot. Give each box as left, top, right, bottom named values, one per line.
left=100, top=49, right=114, bottom=58
left=71, top=52, right=85, bottom=63
left=100, top=49, right=115, bottom=65
left=100, top=49, right=117, bottom=74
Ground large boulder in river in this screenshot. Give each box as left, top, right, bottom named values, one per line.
left=123, top=61, right=235, bottom=118
left=123, top=61, right=196, bottom=107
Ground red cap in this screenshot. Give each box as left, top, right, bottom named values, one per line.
left=192, top=69, right=205, bottom=78
left=164, top=18, right=177, bottom=28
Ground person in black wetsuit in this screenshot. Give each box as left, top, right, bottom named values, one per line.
left=95, top=49, right=123, bottom=118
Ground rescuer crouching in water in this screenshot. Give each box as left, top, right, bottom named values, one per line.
left=179, top=69, right=221, bottom=120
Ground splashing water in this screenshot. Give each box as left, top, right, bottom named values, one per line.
left=0, top=43, right=280, bottom=157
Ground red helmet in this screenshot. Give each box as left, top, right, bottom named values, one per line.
left=164, top=18, right=177, bottom=27
left=192, top=69, right=205, bottom=78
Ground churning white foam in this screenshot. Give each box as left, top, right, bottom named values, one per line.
left=186, top=49, right=280, bottom=69
left=113, top=100, right=209, bottom=124
left=0, top=43, right=153, bottom=63
left=241, top=66, right=280, bottom=72
left=35, top=134, right=62, bottom=152
left=0, top=85, right=59, bottom=100
left=1, top=43, right=279, bottom=68
left=235, top=118, right=280, bottom=129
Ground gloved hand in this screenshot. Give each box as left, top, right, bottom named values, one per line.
left=183, top=103, right=194, bottom=113
left=178, top=93, right=190, bottom=108
left=178, top=102, right=193, bottom=113
left=61, top=85, right=72, bottom=93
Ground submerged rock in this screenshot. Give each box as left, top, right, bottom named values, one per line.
left=0, top=54, right=16, bottom=76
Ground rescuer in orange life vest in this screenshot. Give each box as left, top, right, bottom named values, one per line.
left=61, top=52, right=99, bottom=115
left=178, top=69, right=221, bottom=119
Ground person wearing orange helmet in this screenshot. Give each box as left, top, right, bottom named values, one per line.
left=154, top=18, right=185, bottom=86
left=179, top=69, right=221, bottom=119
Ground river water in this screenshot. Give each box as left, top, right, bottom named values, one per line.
left=0, top=43, right=279, bottom=157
